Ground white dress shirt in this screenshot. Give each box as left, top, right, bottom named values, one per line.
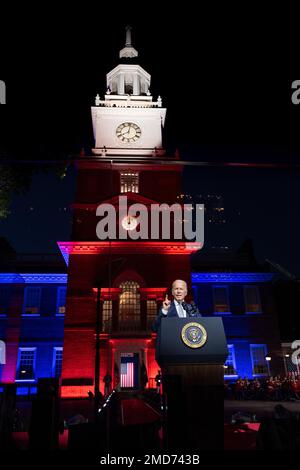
left=162, top=299, right=186, bottom=317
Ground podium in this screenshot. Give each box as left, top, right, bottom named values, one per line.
left=29, top=378, right=60, bottom=449
left=156, top=317, right=228, bottom=451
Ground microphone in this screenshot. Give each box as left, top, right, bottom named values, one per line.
left=182, top=301, right=201, bottom=317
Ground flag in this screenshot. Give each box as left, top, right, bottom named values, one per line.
left=120, top=362, right=134, bottom=387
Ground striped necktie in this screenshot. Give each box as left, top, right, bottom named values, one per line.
left=177, top=302, right=186, bottom=318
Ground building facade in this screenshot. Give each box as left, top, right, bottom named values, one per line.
left=0, top=255, right=66, bottom=396
left=0, top=266, right=285, bottom=395
left=0, top=28, right=285, bottom=396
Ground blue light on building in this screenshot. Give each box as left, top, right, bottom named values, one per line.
left=192, top=273, right=275, bottom=283
left=0, top=269, right=283, bottom=394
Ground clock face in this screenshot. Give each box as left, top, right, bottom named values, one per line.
left=121, top=215, right=138, bottom=231
left=116, top=122, right=141, bottom=143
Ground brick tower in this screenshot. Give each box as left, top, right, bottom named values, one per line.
left=59, top=27, right=200, bottom=397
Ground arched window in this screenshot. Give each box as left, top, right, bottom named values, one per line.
left=119, top=281, right=140, bottom=330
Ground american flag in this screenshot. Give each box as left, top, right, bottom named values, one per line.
left=120, top=362, right=134, bottom=388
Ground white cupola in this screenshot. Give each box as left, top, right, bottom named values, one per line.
left=91, top=26, right=166, bottom=156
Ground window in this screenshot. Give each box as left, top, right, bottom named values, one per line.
left=53, top=347, right=63, bottom=378
left=147, top=299, right=157, bottom=329
left=213, top=286, right=230, bottom=313
left=120, top=172, right=139, bottom=193
left=16, top=348, right=36, bottom=380
left=125, top=83, right=133, bottom=94
left=102, top=300, right=112, bottom=331
left=224, top=345, right=237, bottom=376
left=56, top=286, right=67, bottom=315
left=0, top=286, right=9, bottom=315
left=23, top=287, right=41, bottom=315
left=250, top=344, right=269, bottom=375
left=119, top=281, right=140, bottom=329
left=244, top=286, right=261, bottom=313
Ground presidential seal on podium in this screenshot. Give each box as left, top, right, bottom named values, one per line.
left=181, top=322, right=208, bottom=349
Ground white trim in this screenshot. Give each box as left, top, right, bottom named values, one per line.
left=0, top=273, right=67, bottom=284
left=15, top=379, right=36, bottom=383
left=224, top=344, right=237, bottom=376
left=52, top=346, right=63, bottom=378
left=21, top=314, right=40, bottom=317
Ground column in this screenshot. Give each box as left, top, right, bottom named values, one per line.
left=133, top=75, right=139, bottom=95
left=118, top=73, right=125, bottom=95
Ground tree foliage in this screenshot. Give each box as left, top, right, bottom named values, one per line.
left=0, top=146, right=69, bottom=219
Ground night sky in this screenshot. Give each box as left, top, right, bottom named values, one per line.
left=0, top=12, right=300, bottom=274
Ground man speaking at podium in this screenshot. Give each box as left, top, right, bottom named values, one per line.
left=153, top=279, right=201, bottom=332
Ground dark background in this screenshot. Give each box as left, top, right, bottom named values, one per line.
left=0, top=8, right=299, bottom=274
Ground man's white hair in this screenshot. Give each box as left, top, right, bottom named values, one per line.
left=172, top=279, right=187, bottom=290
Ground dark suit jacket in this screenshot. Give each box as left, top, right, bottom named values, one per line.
left=152, top=300, right=201, bottom=332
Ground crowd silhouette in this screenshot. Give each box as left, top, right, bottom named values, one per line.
left=225, top=373, right=300, bottom=401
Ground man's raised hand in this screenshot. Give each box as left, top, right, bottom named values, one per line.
left=162, top=293, right=171, bottom=311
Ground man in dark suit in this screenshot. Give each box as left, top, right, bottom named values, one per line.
left=153, top=279, right=201, bottom=332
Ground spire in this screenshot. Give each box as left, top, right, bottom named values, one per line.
left=119, top=25, right=138, bottom=59
left=125, top=25, right=132, bottom=46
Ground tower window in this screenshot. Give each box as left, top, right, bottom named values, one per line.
left=102, top=300, right=112, bottom=331
left=147, top=300, right=157, bottom=329
left=120, top=172, right=139, bottom=193
left=119, top=281, right=140, bottom=329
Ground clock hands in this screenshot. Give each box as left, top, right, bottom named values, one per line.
left=116, top=122, right=140, bottom=142
left=121, top=124, right=133, bottom=137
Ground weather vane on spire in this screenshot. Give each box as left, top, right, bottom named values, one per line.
left=119, top=25, right=138, bottom=59
left=125, top=25, right=132, bottom=47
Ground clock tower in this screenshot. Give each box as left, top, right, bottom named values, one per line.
left=59, top=27, right=200, bottom=398
left=92, top=26, right=166, bottom=156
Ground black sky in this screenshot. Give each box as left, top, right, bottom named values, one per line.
left=0, top=10, right=300, bottom=275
